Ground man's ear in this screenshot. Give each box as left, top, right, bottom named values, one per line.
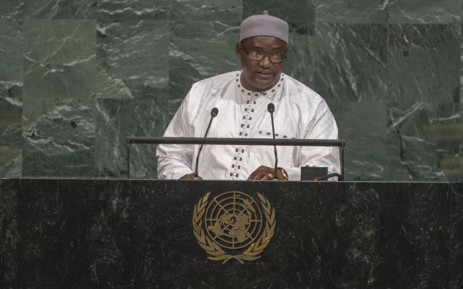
left=235, top=42, right=242, bottom=59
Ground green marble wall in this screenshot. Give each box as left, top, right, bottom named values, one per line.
left=0, top=0, right=462, bottom=181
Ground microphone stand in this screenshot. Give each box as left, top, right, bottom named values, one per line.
left=267, top=103, right=278, bottom=179
left=194, top=108, right=218, bottom=178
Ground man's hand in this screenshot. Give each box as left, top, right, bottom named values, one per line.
left=247, top=165, right=288, bottom=181
left=180, top=173, right=202, bottom=180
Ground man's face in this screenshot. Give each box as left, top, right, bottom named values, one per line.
left=236, top=36, right=287, bottom=92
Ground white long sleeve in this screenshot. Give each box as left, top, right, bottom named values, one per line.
left=156, top=71, right=340, bottom=180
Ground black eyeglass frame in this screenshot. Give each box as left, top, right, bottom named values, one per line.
left=240, top=44, right=286, bottom=64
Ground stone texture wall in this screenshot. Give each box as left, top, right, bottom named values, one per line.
left=1, top=0, right=462, bottom=180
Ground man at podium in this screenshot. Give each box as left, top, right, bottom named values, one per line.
left=156, top=12, right=340, bottom=181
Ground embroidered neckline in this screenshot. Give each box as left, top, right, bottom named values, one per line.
left=235, top=71, right=285, bottom=99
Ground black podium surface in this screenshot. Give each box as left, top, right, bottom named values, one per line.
left=1, top=179, right=462, bottom=289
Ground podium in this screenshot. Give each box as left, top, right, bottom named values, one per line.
left=0, top=179, right=461, bottom=288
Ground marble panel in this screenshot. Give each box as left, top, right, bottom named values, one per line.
left=283, top=23, right=315, bottom=87
left=0, top=179, right=18, bottom=289
left=451, top=183, right=463, bottom=288
left=387, top=102, right=462, bottom=181
left=388, top=0, right=461, bottom=23
left=170, top=0, right=243, bottom=21
left=96, top=20, right=169, bottom=99
left=330, top=102, right=391, bottom=181
left=0, top=97, right=22, bottom=178
left=97, top=0, right=170, bottom=21
left=22, top=98, right=95, bottom=176
left=386, top=103, right=441, bottom=181
left=95, top=98, right=171, bottom=178
left=373, top=182, right=451, bottom=288
left=420, top=103, right=462, bottom=181
left=385, top=127, right=415, bottom=181
left=92, top=71, right=135, bottom=99
left=243, top=0, right=315, bottom=23
left=17, top=178, right=113, bottom=289
left=21, top=19, right=97, bottom=177
left=0, top=18, right=23, bottom=82
left=309, top=23, right=388, bottom=102
left=387, top=23, right=460, bottom=103
left=23, top=0, right=97, bottom=19
left=314, top=0, right=389, bottom=23
left=0, top=0, right=25, bottom=18
left=0, top=18, right=23, bottom=178
left=461, top=22, right=463, bottom=103
left=12, top=180, right=454, bottom=288
left=169, top=20, right=241, bottom=102
left=23, top=19, right=97, bottom=122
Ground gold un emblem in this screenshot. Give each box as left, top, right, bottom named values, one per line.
left=192, top=191, right=276, bottom=264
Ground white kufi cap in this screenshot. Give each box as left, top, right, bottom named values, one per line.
left=240, top=11, right=289, bottom=43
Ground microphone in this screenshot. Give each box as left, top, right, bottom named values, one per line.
left=267, top=103, right=278, bottom=179
left=194, top=107, right=219, bottom=178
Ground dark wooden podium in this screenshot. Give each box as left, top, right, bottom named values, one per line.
left=0, top=179, right=461, bottom=288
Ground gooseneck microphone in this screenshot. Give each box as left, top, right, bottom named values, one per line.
left=267, top=103, right=278, bottom=179
left=194, top=107, right=219, bottom=178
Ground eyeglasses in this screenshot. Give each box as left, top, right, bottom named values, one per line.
left=241, top=46, right=286, bottom=64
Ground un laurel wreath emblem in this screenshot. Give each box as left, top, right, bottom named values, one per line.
left=192, top=191, right=276, bottom=264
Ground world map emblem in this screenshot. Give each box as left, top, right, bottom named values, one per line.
left=192, top=191, right=276, bottom=264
